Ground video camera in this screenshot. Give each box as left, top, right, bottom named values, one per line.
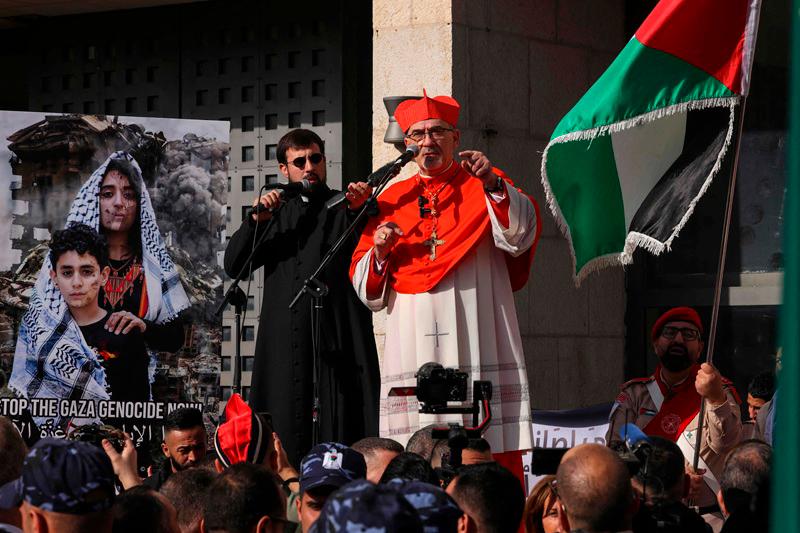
left=389, top=362, right=493, bottom=474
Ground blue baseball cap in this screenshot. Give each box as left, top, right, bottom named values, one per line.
left=387, top=479, right=462, bottom=533
left=299, top=442, right=366, bottom=493
left=0, top=438, right=115, bottom=514
left=309, top=479, right=423, bottom=533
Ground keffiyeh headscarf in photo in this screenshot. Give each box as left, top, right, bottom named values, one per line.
left=10, top=151, right=190, bottom=431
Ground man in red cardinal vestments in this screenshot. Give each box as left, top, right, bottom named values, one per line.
left=349, top=91, right=541, bottom=455
left=606, top=306, right=742, bottom=518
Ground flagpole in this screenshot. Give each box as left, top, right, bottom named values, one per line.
left=692, top=98, right=748, bottom=474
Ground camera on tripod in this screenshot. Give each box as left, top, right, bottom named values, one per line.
left=416, top=362, right=469, bottom=413
left=388, top=362, right=493, bottom=471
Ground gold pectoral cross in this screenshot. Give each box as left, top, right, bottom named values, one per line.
left=423, top=229, right=445, bottom=260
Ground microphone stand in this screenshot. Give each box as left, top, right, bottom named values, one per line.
left=216, top=188, right=280, bottom=396
left=289, top=156, right=411, bottom=446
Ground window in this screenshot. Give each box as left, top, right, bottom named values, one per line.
left=62, top=75, right=73, bottom=90
left=227, top=177, right=231, bottom=192
left=146, top=66, right=158, bottom=83
left=219, top=88, right=231, bottom=105
left=288, top=82, right=301, bottom=99
left=242, top=386, right=251, bottom=401
left=242, top=146, right=254, bottom=162
left=265, top=114, right=278, bottom=130
left=83, top=101, right=95, bottom=114
left=242, top=175, right=255, bottom=191
left=104, top=71, right=113, bottom=87
left=312, top=80, right=325, bottom=97
left=247, top=296, right=255, bottom=311
left=223, top=326, right=231, bottom=342
left=83, top=72, right=94, bottom=89
left=196, top=60, right=208, bottom=76
left=264, top=53, right=276, bottom=70
left=125, top=97, right=137, bottom=113
left=241, top=56, right=254, bottom=73
left=265, top=145, right=277, bottom=160
left=222, top=387, right=232, bottom=401
left=241, top=205, right=250, bottom=221
left=242, top=116, right=254, bottom=132
left=311, top=49, right=325, bottom=67
left=243, top=326, right=255, bottom=341
left=222, top=357, right=231, bottom=372
left=288, top=51, right=300, bottom=68
left=264, top=84, right=277, bottom=101
left=289, top=112, right=301, bottom=128
left=219, top=57, right=231, bottom=75
left=196, top=90, right=208, bottom=106
left=226, top=206, right=231, bottom=223
left=241, top=86, right=254, bottom=103
left=147, top=96, right=159, bottom=112
left=86, top=45, right=97, bottom=60
left=243, top=357, right=255, bottom=372
left=312, top=110, right=325, bottom=126
left=266, top=174, right=278, bottom=184
left=125, top=68, right=135, bottom=84
left=104, top=99, right=115, bottom=114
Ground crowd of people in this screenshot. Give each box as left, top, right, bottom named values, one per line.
left=0, top=397, right=773, bottom=533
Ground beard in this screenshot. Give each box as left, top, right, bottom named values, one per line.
left=170, top=456, right=196, bottom=472
left=661, top=344, right=692, bottom=372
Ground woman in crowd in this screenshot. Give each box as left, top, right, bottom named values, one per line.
left=524, top=475, right=562, bottom=533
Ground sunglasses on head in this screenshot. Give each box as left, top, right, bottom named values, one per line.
left=287, top=153, right=324, bottom=169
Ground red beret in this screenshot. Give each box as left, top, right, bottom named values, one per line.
left=651, top=307, right=704, bottom=342
left=394, top=89, right=460, bottom=132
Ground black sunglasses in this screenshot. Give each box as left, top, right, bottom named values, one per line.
left=288, top=153, right=324, bottom=169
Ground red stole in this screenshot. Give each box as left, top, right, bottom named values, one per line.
left=643, top=364, right=702, bottom=441
left=349, top=165, right=540, bottom=294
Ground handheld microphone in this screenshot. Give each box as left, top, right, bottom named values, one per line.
left=248, top=179, right=311, bottom=216
left=325, top=145, right=420, bottom=210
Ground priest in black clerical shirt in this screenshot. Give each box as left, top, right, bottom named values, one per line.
left=223, top=129, right=379, bottom=465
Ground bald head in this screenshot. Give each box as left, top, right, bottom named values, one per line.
left=556, top=444, right=632, bottom=532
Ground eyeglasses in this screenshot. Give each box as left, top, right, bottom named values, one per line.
left=287, top=153, right=324, bottom=169
left=404, top=126, right=455, bottom=143
left=661, top=326, right=701, bottom=341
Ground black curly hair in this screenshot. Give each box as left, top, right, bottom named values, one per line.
left=49, top=223, right=110, bottom=269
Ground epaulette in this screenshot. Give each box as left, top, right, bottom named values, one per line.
left=619, top=375, right=655, bottom=390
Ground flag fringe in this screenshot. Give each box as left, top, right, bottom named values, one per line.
left=540, top=97, right=740, bottom=286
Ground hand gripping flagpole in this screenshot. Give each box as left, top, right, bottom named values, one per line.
left=691, top=98, right=748, bottom=477
left=691, top=0, right=763, bottom=478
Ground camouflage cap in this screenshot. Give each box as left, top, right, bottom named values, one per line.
left=300, top=442, right=366, bottom=494
left=309, top=480, right=423, bottom=533
left=0, top=438, right=115, bottom=514
left=387, top=479, right=462, bottom=533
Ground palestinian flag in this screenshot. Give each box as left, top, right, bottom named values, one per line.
left=541, top=0, right=762, bottom=282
